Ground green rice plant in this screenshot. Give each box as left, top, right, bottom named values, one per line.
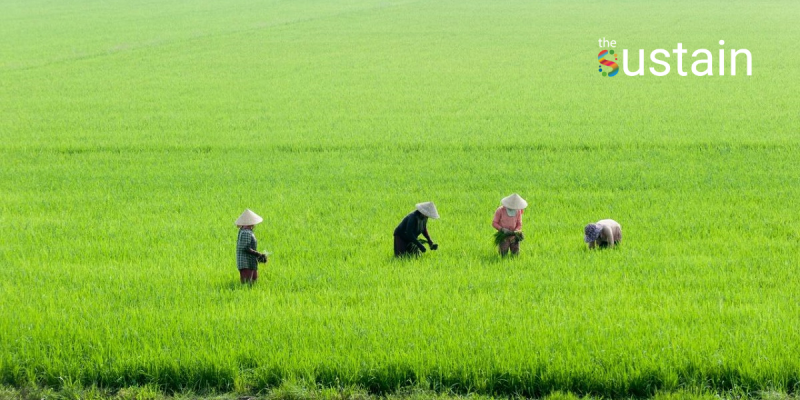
left=492, top=231, right=525, bottom=247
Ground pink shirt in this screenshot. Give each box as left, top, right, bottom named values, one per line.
left=492, top=206, right=522, bottom=231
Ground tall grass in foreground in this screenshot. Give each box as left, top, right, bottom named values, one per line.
left=4, top=381, right=799, bottom=400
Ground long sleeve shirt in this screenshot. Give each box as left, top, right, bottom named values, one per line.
left=393, top=210, right=433, bottom=251
left=492, top=206, right=523, bottom=232
left=236, top=228, right=258, bottom=270
left=595, top=219, right=622, bottom=247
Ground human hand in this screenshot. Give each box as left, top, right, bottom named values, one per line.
left=430, top=243, right=438, bottom=250
left=419, top=246, right=427, bottom=253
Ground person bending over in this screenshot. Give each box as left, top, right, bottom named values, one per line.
left=394, top=202, right=440, bottom=257
left=584, top=219, right=622, bottom=249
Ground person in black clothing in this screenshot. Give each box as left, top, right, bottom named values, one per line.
left=394, top=202, right=440, bottom=257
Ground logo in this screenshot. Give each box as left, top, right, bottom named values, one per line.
left=598, top=49, right=618, bottom=77
left=596, top=38, right=752, bottom=77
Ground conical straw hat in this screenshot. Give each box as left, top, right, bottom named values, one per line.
left=501, top=193, right=528, bottom=210
left=415, top=202, right=440, bottom=219
left=235, top=209, right=263, bottom=226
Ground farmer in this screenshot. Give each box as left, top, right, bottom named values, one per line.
left=393, top=202, right=440, bottom=257
left=584, top=219, right=622, bottom=249
left=492, top=193, right=528, bottom=256
left=235, top=209, right=268, bottom=283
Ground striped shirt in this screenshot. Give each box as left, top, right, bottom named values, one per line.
left=236, top=228, right=258, bottom=270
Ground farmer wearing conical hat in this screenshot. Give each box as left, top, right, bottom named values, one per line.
left=235, top=209, right=268, bottom=283
left=584, top=219, right=622, bottom=249
left=393, top=202, right=440, bottom=257
left=492, top=194, right=528, bottom=256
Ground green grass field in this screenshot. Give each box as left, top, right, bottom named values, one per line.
left=2, top=0, right=799, bottom=398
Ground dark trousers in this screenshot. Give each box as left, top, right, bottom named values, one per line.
left=598, top=240, right=621, bottom=248
left=239, top=269, right=258, bottom=283
left=394, top=236, right=420, bottom=257
left=498, top=235, right=520, bottom=256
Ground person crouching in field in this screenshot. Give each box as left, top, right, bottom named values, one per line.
left=492, top=194, right=528, bottom=256
left=236, top=209, right=268, bottom=283
left=393, top=202, right=440, bottom=257
left=584, top=219, right=622, bottom=249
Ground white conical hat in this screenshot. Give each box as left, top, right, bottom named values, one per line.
left=415, top=202, right=440, bottom=219
left=501, top=193, right=528, bottom=210
left=235, top=209, right=263, bottom=226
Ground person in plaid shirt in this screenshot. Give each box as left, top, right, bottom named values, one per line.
left=235, top=209, right=268, bottom=283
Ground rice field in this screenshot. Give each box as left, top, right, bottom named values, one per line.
left=1, top=0, right=799, bottom=398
